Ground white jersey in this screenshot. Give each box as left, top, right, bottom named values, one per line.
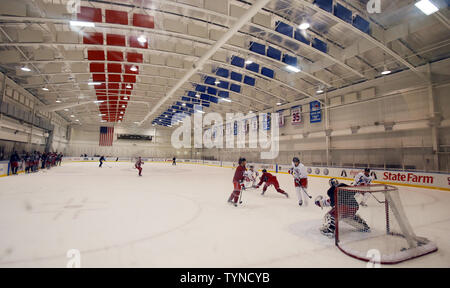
left=353, top=172, right=372, bottom=186
left=291, top=163, right=308, bottom=179
left=244, top=170, right=259, bottom=182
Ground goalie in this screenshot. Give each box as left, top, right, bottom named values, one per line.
left=315, top=178, right=370, bottom=238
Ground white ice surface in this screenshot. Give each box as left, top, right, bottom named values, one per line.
left=0, top=161, right=449, bottom=267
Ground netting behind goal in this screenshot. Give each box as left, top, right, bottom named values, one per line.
left=335, top=184, right=437, bottom=264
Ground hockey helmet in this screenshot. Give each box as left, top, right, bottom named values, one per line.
left=262, top=169, right=267, bottom=173
left=329, top=178, right=339, bottom=187
left=238, top=157, right=247, bottom=164
left=292, top=157, right=300, bottom=163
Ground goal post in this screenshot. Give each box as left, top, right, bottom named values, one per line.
left=335, top=184, right=437, bottom=264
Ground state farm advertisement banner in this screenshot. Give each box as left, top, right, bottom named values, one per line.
left=279, top=165, right=449, bottom=191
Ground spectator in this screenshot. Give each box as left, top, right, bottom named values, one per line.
left=9, top=151, right=20, bottom=175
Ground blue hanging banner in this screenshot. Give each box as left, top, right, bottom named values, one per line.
left=310, top=101, right=322, bottom=123
left=262, top=113, right=271, bottom=131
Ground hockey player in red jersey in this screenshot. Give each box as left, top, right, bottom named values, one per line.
left=227, top=157, right=247, bottom=207
left=255, top=169, right=289, bottom=198
left=135, top=157, right=144, bottom=176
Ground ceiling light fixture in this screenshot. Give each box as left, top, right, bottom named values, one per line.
left=126, top=84, right=132, bottom=89
left=42, top=87, right=49, bottom=91
left=70, top=20, right=95, bottom=27
left=285, top=65, right=301, bottom=73
left=21, top=66, right=31, bottom=72
left=415, top=0, right=439, bottom=15
left=245, top=60, right=253, bottom=65
left=130, top=66, right=138, bottom=72
left=55, top=100, right=62, bottom=103
left=298, top=22, right=310, bottom=30
left=381, top=65, right=392, bottom=75
left=137, top=35, right=147, bottom=43
left=88, top=82, right=101, bottom=86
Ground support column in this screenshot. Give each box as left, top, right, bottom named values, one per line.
left=324, top=92, right=331, bottom=166
left=0, top=73, right=5, bottom=109
left=427, top=64, right=440, bottom=171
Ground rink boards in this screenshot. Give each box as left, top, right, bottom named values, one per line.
left=1, top=157, right=449, bottom=192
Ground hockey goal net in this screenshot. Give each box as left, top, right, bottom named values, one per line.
left=335, top=184, right=437, bottom=264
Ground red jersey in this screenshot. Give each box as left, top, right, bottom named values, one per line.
left=135, top=159, right=143, bottom=168
left=257, top=172, right=277, bottom=186
left=233, top=165, right=246, bottom=183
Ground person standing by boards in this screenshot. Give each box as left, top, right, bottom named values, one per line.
left=135, top=157, right=144, bottom=176
left=99, top=156, right=105, bottom=168
left=9, top=151, right=20, bottom=175
left=172, top=157, right=176, bottom=166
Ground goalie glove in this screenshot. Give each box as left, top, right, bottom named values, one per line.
left=315, top=195, right=331, bottom=209
left=315, top=196, right=324, bottom=209
left=288, top=168, right=293, bottom=175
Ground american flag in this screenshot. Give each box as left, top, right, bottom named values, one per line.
left=99, top=126, right=114, bottom=146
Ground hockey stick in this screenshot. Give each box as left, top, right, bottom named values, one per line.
left=302, top=188, right=313, bottom=199
left=239, top=188, right=244, bottom=204
left=369, top=192, right=385, bottom=204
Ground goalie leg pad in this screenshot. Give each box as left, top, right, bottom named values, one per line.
left=320, top=212, right=335, bottom=237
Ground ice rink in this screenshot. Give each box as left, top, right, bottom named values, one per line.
left=0, top=161, right=449, bottom=268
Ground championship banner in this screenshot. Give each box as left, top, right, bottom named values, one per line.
left=310, top=101, right=322, bottom=123
left=204, top=128, right=212, bottom=140
left=277, top=110, right=285, bottom=127
left=251, top=116, right=258, bottom=132
left=239, top=119, right=246, bottom=136
left=212, top=126, right=216, bottom=139
left=291, top=105, right=302, bottom=125
left=226, top=123, right=232, bottom=136
left=262, top=113, right=271, bottom=131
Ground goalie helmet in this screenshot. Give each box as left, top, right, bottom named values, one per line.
left=329, top=178, right=339, bottom=187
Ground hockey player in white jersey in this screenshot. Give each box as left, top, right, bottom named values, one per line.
left=353, top=168, right=373, bottom=207
left=289, top=157, right=311, bottom=206
left=243, top=165, right=259, bottom=188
